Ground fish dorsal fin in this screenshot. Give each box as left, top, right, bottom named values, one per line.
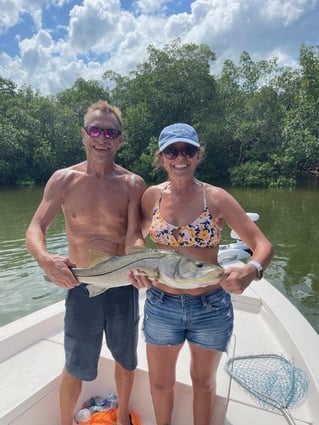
left=88, top=250, right=112, bottom=268
left=126, top=246, right=168, bottom=256
left=126, top=246, right=151, bottom=255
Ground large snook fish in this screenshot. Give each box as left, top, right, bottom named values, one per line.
left=70, top=248, right=223, bottom=297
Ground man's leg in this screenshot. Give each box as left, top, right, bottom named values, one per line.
left=106, top=287, right=139, bottom=425
left=60, top=368, right=82, bottom=425
left=63, top=285, right=104, bottom=424
left=114, top=361, right=135, bottom=425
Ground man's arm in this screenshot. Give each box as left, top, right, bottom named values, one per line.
left=25, top=171, right=79, bottom=288
left=124, top=174, right=146, bottom=252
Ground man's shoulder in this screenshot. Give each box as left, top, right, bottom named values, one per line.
left=114, top=164, right=145, bottom=185
left=47, top=162, right=87, bottom=188
left=51, top=161, right=87, bottom=176
left=69, top=161, right=88, bottom=172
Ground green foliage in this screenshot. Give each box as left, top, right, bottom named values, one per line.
left=230, top=161, right=273, bottom=187
left=0, top=42, right=319, bottom=187
left=112, top=41, right=219, bottom=172
left=229, top=161, right=295, bottom=188
left=217, top=52, right=285, bottom=170
left=56, top=77, right=111, bottom=123
left=280, top=45, right=319, bottom=180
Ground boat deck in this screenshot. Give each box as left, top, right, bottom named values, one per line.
left=1, top=275, right=318, bottom=425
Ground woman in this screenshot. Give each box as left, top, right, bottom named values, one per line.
left=129, top=123, right=273, bottom=425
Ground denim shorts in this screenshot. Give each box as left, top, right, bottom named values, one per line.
left=143, top=287, right=233, bottom=352
left=64, top=284, right=139, bottom=381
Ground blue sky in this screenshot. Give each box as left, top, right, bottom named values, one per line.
left=0, top=0, right=318, bottom=95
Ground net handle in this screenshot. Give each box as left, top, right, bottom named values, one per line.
left=282, top=407, right=297, bottom=425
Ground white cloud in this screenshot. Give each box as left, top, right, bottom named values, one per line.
left=262, top=0, right=310, bottom=25
left=19, top=30, right=53, bottom=74
left=0, top=0, right=68, bottom=33
left=0, top=0, right=318, bottom=95
left=68, top=0, right=123, bottom=53
left=135, top=0, right=168, bottom=14
left=0, top=0, right=27, bottom=32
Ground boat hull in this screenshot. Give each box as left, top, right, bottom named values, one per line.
left=1, top=265, right=318, bottom=425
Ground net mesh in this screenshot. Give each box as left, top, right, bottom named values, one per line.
left=225, top=353, right=309, bottom=412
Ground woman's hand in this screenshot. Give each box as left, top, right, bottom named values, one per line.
left=218, top=265, right=257, bottom=294
left=128, top=269, right=157, bottom=289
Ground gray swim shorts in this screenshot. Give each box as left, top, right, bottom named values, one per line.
left=64, top=284, right=139, bottom=381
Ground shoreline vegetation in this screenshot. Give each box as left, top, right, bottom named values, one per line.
left=1, top=41, right=319, bottom=188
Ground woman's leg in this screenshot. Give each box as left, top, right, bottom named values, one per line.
left=147, top=342, right=183, bottom=425
left=189, top=343, right=222, bottom=425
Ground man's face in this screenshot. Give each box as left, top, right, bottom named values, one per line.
left=81, top=110, right=123, bottom=161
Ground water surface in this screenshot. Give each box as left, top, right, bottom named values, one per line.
left=0, top=186, right=318, bottom=333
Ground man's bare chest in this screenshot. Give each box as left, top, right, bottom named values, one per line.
left=63, top=179, right=129, bottom=223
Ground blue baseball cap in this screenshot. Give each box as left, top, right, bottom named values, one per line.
left=158, top=123, right=200, bottom=152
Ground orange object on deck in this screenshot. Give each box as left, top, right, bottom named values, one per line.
left=80, top=408, right=141, bottom=425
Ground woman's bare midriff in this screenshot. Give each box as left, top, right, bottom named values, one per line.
left=154, top=243, right=222, bottom=296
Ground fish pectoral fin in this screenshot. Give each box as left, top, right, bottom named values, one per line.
left=133, top=271, right=148, bottom=277
left=86, top=285, right=108, bottom=297
left=139, top=269, right=159, bottom=280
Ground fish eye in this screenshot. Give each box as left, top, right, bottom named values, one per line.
left=195, top=262, right=204, bottom=268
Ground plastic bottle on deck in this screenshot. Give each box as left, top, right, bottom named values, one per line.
left=74, top=408, right=91, bottom=423
left=104, top=392, right=118, bottom=409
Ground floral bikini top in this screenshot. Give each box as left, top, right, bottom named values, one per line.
left=149, top=184, right=222, bottom=248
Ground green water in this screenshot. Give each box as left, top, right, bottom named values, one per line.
left=0, top=186, right=318, bottom=333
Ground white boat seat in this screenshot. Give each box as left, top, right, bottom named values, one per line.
left=0, top=335, right=65, bottom=425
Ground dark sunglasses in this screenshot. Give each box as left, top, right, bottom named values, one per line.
left=162, top=145, right=199, bottom=160
left=84, top=126, right=122, bottom=139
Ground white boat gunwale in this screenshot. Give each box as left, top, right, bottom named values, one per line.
left=1, top=212, right=319, bottom=425
left=1, top=266, right=319, bottom=425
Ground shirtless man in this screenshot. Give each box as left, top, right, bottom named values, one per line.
left=25, top=100, right=146, bottom=425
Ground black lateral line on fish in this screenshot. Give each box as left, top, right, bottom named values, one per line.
left=74, top=254, right=165, bottom=277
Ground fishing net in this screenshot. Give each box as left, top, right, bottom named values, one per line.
left=225, top=353, right=309, bottom=425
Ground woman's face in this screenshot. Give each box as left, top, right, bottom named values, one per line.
left=160, top=142, right=200, bottom=177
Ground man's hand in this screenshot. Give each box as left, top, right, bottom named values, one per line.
left=39, top=254, right=80, bottom=289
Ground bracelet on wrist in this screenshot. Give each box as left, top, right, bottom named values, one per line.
left=248, top=260, right=263, bottom=280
